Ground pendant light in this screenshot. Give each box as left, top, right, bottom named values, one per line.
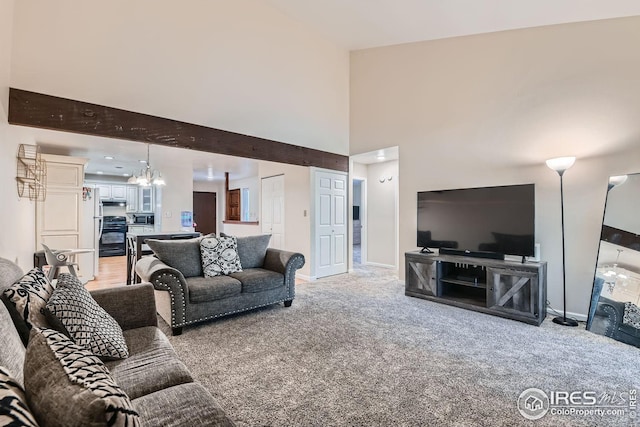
left=127, top=144, right=165, bottom=186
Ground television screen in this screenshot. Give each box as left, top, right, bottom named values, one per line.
left=417, top=184, right=535, bottom=257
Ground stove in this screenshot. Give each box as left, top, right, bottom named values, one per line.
left=99, top=216, right=127, bottom=257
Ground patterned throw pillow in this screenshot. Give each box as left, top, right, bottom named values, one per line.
left=24, top=328, right=139, bottom=427
left=623, top=302, right=640, bottom=329
left=2, top=268, right=53, bottom=330
left=46, top=274, right=128, bottom=360
left=200, top=236, right=243, bottom=277
left=0, top=366, right=39, bottom=427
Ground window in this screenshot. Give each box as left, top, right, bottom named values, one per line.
left=241, top=188, right=250, bottom=221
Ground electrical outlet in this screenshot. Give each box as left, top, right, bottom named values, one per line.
left=165, top=211, right=172, bottom=218
left=303, top=210, right=307, bottom=217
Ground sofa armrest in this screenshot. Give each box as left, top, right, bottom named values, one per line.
left=591, top=296, right=624, bottom=338
left=90, top=283, right=157, bottom=330
left=263, top=249, right=305, bottom=300
left=134, top=256, right=189, bottom=327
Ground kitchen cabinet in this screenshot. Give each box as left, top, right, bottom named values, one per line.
left=139, top=187, right=154, bottom=212
left=111, top=185, right=126, bottom=199
left=126, top=186, right=138, bottom=213
left=96, top=184, right=112, bottom=199
left=37, top=154, right=87, bottom=250
left=96, top=184, right=126, bottom=200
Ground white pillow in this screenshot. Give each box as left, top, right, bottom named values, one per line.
left=200, top=236, right=243, bottom=277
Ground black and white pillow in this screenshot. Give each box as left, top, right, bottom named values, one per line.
left=0, top=366, right=39, bottom=427
left=2, top=268, right=53, bottom=330
left=623, top=302, right=640, bottom=329
left=46, top=274, right=128, bottom=360
left=200, top=236, right=243, bottom=277
left=25, top=328, right=139, bottom=427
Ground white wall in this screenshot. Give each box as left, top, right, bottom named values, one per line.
left=365, top=161, right=398, bottom=268
left=10, top=0, right=349, bottom=155
left=154, top=146, right=195, bottom=232
left=0, top=0, right=35, bottom=270
left=350, top=16, right=640, bottom=317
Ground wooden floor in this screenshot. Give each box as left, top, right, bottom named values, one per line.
left=85, top=255, right=307, bottom=292
left=85, top=256, right=127, bottom=291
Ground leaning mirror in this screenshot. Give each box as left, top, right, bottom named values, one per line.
left=586, top=173, right=640, bottom=347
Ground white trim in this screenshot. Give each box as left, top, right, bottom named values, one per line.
left=297, top=273, right=315, bottom=282
left=366, top=261, right=397, bottom=270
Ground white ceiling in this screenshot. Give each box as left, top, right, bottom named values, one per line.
left=26, top=2, right=640, bottom=178
left=266, top=0, right=640, bottom=50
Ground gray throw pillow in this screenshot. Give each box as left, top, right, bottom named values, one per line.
left=146, top=238, right=203, bottom=277
left=0, top=366, right=38, bottom=427
left=200, top=236, right=243, bottom=277
left=46, top=274, right=128, bottom=360
left=220, top=233, right=272, bottom=269
left=24, top=328, right=139, bottom=427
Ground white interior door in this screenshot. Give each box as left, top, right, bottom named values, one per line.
left=314, top=170, right=348, bottom=278
left=261, top=175, right=285, bottom=249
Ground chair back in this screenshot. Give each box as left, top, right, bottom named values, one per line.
left=41, top=244, right=68, bottom=266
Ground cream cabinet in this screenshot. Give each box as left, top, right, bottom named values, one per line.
left=36, top=154, right=87, bottom=251
left=111, top=185, right=127, bottom=199
left=126, top=186, right=138, bottom=212
left=96, top=184, right=126, bottom=200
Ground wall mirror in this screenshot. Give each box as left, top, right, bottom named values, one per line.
left=587, top=172, right=640, bottom=347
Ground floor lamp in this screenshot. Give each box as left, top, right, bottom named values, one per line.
left=546, top=156, right=578, bottom=327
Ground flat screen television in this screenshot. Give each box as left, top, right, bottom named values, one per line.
left=417, top=184, right=535, bottom=258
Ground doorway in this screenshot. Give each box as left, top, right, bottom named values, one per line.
left=353, top=179, right=364, bottom=265
left=193, top=191, right=217, bottom=235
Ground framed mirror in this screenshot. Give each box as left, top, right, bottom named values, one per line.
left=586, top=173, right=640, bottom=347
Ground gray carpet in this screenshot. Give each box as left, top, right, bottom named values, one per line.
left=162, top=267, right=639, bottom=427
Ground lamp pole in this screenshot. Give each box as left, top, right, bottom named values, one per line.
left=546, top=156, right=578, bottom=327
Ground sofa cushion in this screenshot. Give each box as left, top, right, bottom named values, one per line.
left=24, top=328, right=140, bottom=427
left=46, top=273, right=128, bottom=360
left=238, top=234, right=272, bottom=269
left=0, top=303, right=26, bottom=388
left=0, top=366, right=38, bottom=427
left=230, top=268, right=285, bottom=293
left=221, top=233, right=272, bottom=269
left=146, top=238, right=203, bottom=278
left=132, top=382, right=235, bottom=427
left=200, top=236, right=243, bottom=277
left=187, top=276, right=242, bottom=303
left=105, top=327, right=193, bottom=400
left=2, top=268, right=53, bottom=338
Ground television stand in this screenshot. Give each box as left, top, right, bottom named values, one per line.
left=404, top=251, right=547, bottom=325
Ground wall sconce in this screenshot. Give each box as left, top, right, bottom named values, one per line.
left=378, top=175, right=393, bottom=183
left=16, top=144, right=46, bottom=201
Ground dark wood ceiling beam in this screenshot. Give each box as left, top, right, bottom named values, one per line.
left=8, top=88, right=349, bottom=172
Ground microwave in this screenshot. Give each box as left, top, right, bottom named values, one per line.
left=133, top=214, right=154, bottom=225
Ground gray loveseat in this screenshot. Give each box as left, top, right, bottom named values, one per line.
left=0, top=257, right=235, bottom=426
left=135, top=234, right=305, bottom=335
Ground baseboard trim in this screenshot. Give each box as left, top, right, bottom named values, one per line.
left=365, top=262, right=396, bottom=269
left=297, top=274, right=315, bottom=282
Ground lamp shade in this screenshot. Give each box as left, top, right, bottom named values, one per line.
left=545, top=156, right=576, bottom=173
left=608, top=175, right=628, bottom=188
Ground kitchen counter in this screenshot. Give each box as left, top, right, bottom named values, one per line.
left=126, top=231, right=201, bottom=284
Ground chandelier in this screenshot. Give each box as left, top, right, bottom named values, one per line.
left=128, top=144, right=165, bottom=186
